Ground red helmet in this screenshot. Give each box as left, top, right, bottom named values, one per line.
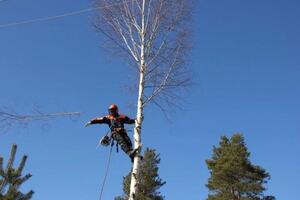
left=108, top=104, right=119, bottom=115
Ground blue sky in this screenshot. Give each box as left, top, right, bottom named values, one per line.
left=0, top=0, right=299, bottom=199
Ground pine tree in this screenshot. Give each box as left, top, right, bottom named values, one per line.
left=0, top=144, right=34, bottom=200
left=115, top=148, right=166, bottom=200
left=206, top=134, right=273, bottom=200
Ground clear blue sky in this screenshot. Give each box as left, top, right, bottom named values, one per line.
left=0, top=0, right=299, bottom=199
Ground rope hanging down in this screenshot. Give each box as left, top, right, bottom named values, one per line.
left=98, top=143, right=113, bottom=200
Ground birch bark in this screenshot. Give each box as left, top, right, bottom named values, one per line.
left=129, top=1, right=146, bottom=199
left=93, top=1, right=193, bottom=198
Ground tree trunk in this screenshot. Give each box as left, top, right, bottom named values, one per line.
left=129, top=1, right=146, bottom=199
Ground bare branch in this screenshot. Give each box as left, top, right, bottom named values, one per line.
left=93, top=1, right=194, bottom=198
left=95, top=0, right=192, bottom=109
left=0, top=108, right=80, bottom=132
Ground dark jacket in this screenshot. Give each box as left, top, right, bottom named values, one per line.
left=90, top=114, right=135, bottom=131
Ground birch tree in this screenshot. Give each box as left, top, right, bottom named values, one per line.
left=94, top=0, right=193, bottom=199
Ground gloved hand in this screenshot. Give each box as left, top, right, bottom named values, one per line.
left=85, top=121, right=92, bottom=127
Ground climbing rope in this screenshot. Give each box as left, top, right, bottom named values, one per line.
left=98, top=144, right=113, bottom=200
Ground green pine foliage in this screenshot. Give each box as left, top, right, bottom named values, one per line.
left=206, top=134, right=273, bottom=200
left=0, top=144, right=34, bottom=200
left=115, top=148, right=166, bottom=200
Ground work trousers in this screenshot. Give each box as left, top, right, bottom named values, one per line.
left=111, top=129, right=133, bottom=155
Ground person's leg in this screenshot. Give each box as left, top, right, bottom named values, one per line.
left=123, top=133, right=133, bottom=149
left=112, top=131, right=133, bottom=155
left=112, top=130, right=139, bottom=162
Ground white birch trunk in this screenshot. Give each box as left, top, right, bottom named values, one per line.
left=94, top=0, right=191, bottom=198
left=129, top=1, right=146, bottom=199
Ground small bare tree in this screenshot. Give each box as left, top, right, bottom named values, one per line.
left=94, top=0, right=193, bottom=199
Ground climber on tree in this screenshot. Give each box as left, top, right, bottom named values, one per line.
left=85, top=104, right=137, bottom=162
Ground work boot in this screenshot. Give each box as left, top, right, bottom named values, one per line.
left=128, top=149, right=143, bottom=163
left=129, top=154, right=134, bottom=163
left=128, top=149, right=137, bottom=163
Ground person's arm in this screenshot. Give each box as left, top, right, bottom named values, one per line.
left=85, top=116, right=109, bottom=127
left=123, top=116, right=135, bottom=124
